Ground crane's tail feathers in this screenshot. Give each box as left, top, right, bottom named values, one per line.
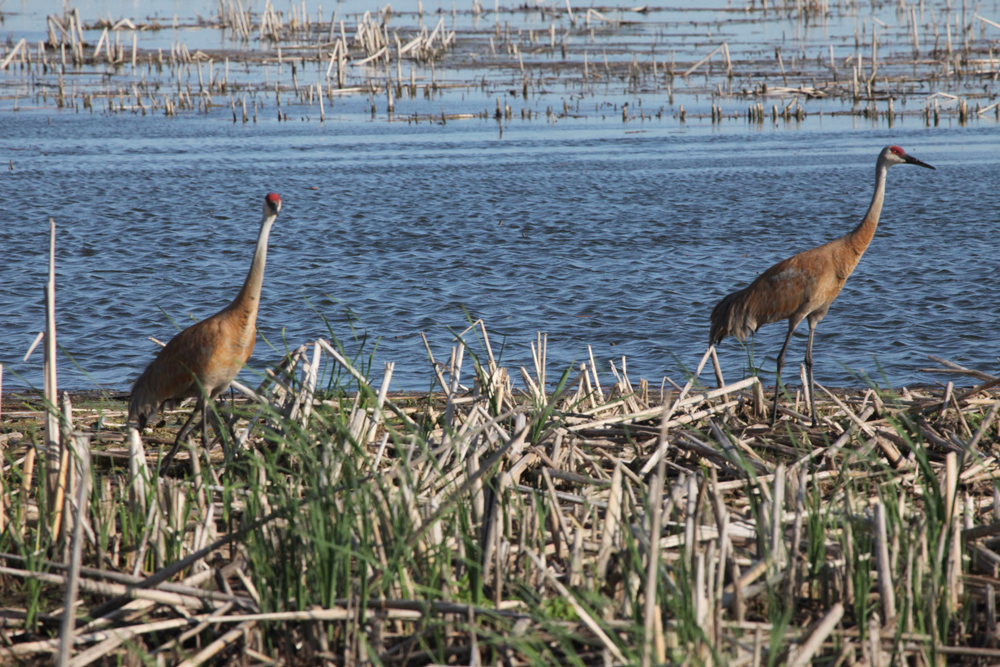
left=128, top=391, right=154, bottom=430
left=128, top=370, right=162, bottom=430
left=709, top=288, right=754, bottom=346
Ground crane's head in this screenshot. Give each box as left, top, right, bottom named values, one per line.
left=883, top=146, right=935, bottom=170
left=264, top=192, right=282, bottom=217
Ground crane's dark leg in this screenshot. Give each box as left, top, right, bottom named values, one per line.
left=196, top=401, right=233, bottom=465
left=206, top=399, right=231, bottom=463
left=201, top=401, right=210, bottom=461
left=173, top=402, right=201, bottom=444
left=805, top=321, right=818, bottom=427
left=770, top=324, right=796, bottom=426
left=161, top=398, right=203, bottom=472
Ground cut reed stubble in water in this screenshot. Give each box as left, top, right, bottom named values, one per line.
left=2, top=311, right=1000, bottom=663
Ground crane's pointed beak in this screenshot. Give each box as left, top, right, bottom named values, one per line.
left=905, top=154, right=935, bottom=170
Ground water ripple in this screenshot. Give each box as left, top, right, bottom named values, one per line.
left=2, top=112, right=998, bottom=392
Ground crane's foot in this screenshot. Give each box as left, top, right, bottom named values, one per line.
left=769, top=382, right=784, bottom=428
left=769, top=394, right=782, bottom=427
left=158, top=445, right=182, bottom=475
left=202, top=408, right=234, bottom=466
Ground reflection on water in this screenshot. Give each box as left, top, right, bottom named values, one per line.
left=2, top=0, right=998, bottom=392
left=0, top=108, right=997, bottom=392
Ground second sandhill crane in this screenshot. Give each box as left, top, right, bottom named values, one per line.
left=710, top=146, right=934, bottom=426
left=129, top=192, right=282, bottom=469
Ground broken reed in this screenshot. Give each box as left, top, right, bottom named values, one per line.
left=2, top=321, right=1000, bottom=664
left=0, top=2, right=997, bottom=127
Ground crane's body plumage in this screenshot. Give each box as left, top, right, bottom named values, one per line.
left=710, top=230, right=869, bottom=344
left=127, top=309, right=257, bottom=425
left=709, top=146, right=934, bottom=425
left=129, top=193, right=281, bottom=466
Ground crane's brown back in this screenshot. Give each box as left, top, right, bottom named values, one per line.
left=128, top=311, right=257, bottom=425
left=707, top=146, right=934, bottom=426
left=128, top=193, right=281, bottom=431
left=710, top=237, right=863, bottom=346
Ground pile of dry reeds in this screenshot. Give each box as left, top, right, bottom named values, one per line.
left=1, top=311, right=1000, bottom=665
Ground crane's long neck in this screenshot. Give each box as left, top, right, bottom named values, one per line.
left=843, top=159, right=889, bottom=263
left=229, top=213, right=276, bottom=320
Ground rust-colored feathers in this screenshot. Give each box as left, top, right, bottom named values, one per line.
left=709, top=240, right=857, bottom=346
left=128, top=312, right=257, bottom=428
left=710, top=145, right=935, bottom=349
left=708, top=146, right=934, bottom=426
left=128, top=193, right=281, bottom=429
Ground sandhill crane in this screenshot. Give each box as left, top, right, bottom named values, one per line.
left=709, top=146, right=934, bottom=427
left=129, top=192, right=282, bottom=469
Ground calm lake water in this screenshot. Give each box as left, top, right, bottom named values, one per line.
left=2, top=0, right=999, bottom=394
left=2, top=108, right=997, bottom=393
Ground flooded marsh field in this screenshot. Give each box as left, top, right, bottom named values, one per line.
left=0, top=0, right=999, bottom=392
left=2, top=1, right=1000, bottom=666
